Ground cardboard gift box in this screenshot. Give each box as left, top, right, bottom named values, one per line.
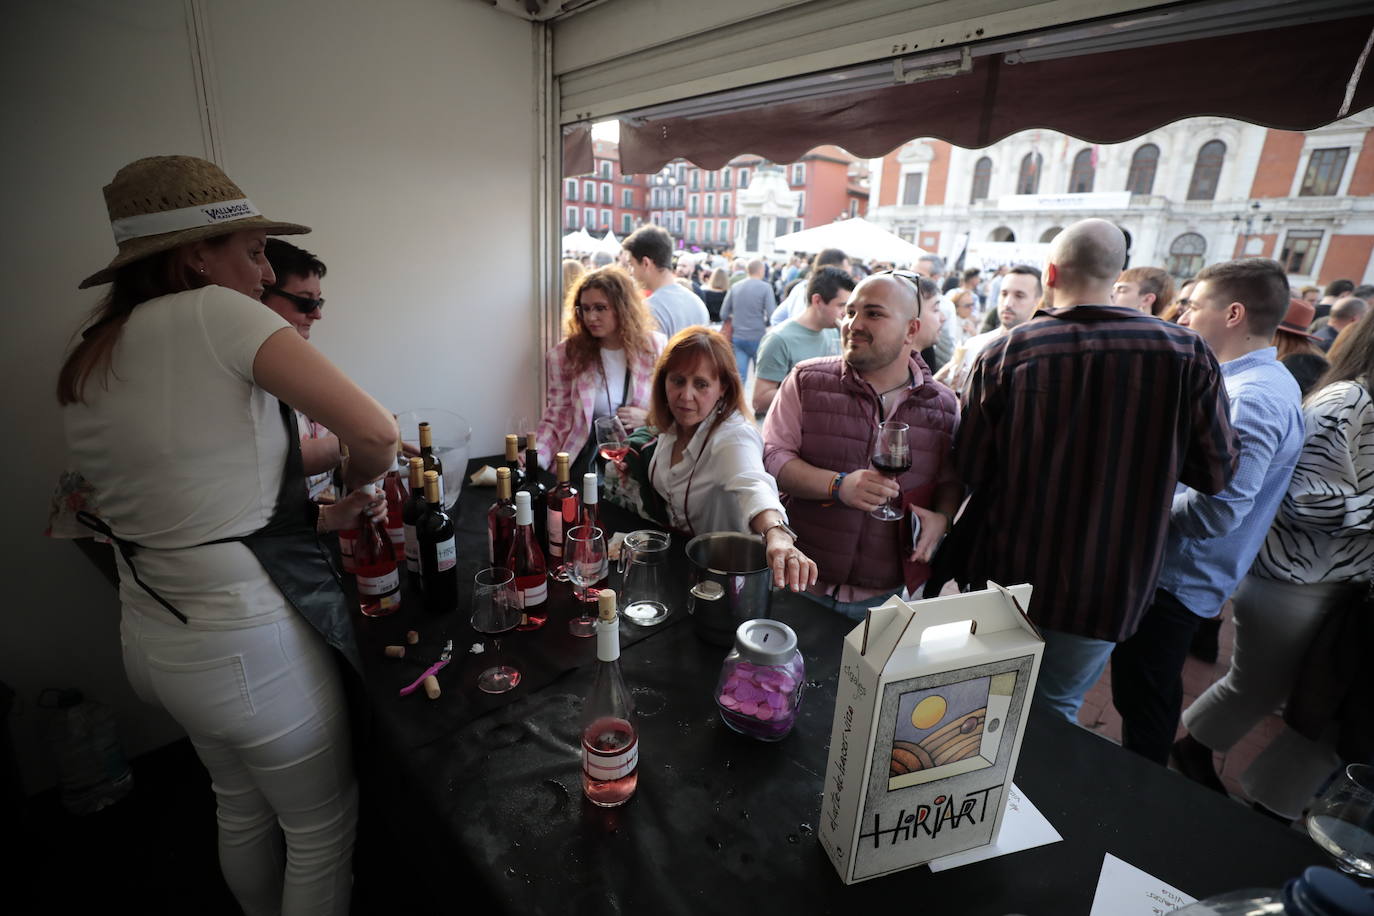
left=818, top=582, right=1042, bottom=884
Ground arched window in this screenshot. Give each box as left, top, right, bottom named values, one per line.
left=1039, top=226, right=1063, bottom=243
left=1187, top=141, right=1226, bottom=201
left=1167, top=233, right=1207, bottom=278
left=1126, top=144, right=1159, bottom=195
left=970, top=156, right=993, bottom=203
left=989, top=226, right=1016, bottom=242
left=1068, top=149, right=1095, bottom=193
left=1017, top=152, right=1043, bottom=195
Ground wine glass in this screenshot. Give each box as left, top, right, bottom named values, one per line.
left=870, top=420, right=910, bottom=521
left=566, top=525, right=608, bottom=637
left=1305, top=763, right=1374, bottom=878
left=595, top=416, right=630, bottom=465
left=471, top=567, right=521, bottom=694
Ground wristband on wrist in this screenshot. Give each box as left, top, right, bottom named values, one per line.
left=828, top=472, right=848, bottom=501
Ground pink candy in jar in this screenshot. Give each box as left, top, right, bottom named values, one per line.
left=714, top=620, right=805, bottom=741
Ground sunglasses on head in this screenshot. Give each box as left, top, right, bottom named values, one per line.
left=266, top=287, right=325, bottom=313
left=872, top=268, right=925, bottom=316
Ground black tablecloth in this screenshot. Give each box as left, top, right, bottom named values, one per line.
left=353, top=458, right=1329, bottom=914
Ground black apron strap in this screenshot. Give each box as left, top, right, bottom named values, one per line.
left=75, top=510, right=189, bottom=624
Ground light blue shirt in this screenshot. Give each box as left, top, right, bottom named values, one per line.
left=1157, top=347, right=1305, bottom=617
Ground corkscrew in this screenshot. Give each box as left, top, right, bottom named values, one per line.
left=400, top=639, right=452, bottom=697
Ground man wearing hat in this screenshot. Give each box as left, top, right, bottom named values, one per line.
left=1111, top=257, right=1305, bottom=766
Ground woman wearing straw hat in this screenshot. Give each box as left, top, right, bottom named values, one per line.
left=58, top=155, right=397, bottom=914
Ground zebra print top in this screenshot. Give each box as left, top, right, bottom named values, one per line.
left=1253, top=378, right=1373, bottom=584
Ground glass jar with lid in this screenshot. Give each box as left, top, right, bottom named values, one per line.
left=714, top=619, right=805, bottom=741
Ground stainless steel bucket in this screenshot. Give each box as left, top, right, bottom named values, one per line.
left=685, top=532, right=772, bottom=646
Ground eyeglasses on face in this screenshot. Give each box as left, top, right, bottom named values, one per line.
left=266, top=287, right=325, bottom=313
left=576, top=304, right=612, bottom=316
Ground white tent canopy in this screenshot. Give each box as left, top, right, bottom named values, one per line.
left=597, top=230, right=621, bottom=255
left=561, top=228, right=597, bottom=253
left=770, top=217, right=929, bottom=265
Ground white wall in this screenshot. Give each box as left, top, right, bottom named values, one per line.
left=1, top=0, right=539, bottom=794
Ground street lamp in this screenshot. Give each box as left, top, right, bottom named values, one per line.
left=1231, top=200, right=1273, bottom=255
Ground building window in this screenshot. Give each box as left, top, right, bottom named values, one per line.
left=989, top=226, right=1015, bottom=242
left=650, top=211, right=661, bottom=224
left=1017, top=152, right=1043, bottom=195
left=601, top=184, right=612, bottom=205
left=622, top=174, right=634, bottom=184
left=622, top=188, right=633, bottom=207
left=675, top=213, right=683, bottom=232
left=1167, top=232, right=1207, bottom=277
left=849, top=200, right=858, bottom=217
left=691, top=170, right=700, bottom=190
left=584, top=207, right=596, bottom=229
left=675, top=187, right=685, bottom=207
left=688, top=195, right=699, bottom=216
left=622, top=214, right=633, bottom=234
left=720, top=221, right=732, bottom=243
left=792, top=219, right=803, bottom=233
left=1039, top=226, right=1063, bottom=243
left=902, top=173, right=923, bottom=206
left=1068, top=148, right=1095, bottom=193
left=722, top=170, right=732, bottom=189
left=600, top=160, right=612, bottom=179
left=705, top=194, right=714, bottom=216
left=1280, top=230, right=1323, bottom=274
left=601, top=209, right=612, bottom=227
left=583, top=180, right=596, bottom=201
left=706, top=171, right=716, bottom=190
left=566, top=207, right=578, bottom=229
left=1299, top=148, right=1350, bottom=197
left=1187, top=140, right=1226, bottom=201
left=721, top=194, right=731, bottom=216
left=795, top=191, right=805, bottom=216
left=738, top=168, right=750, bottom=187
left=703, top=220, right=713, bottom=240
left=791, top=163, right=806, bottom=184
left=565, top=179, right=578, bottom=201
left=1126, top=144, right=1159, bottom=195
left=970, top=157, right=992, bottom=203
left=688, top=220, right=697, bottom=241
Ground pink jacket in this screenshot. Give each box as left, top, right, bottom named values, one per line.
left=536, top=333, right=665, bottom=468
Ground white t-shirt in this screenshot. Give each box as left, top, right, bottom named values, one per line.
left=647, top=283, right=710, bottom=340
left=648, top=411, right=785, bottom=535
left=592, top=347, right=628, bottom=419
left=64, top=286, right=296, bottom=626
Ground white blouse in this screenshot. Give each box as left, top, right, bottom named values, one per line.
left=648, top=411, right=785, bottom=535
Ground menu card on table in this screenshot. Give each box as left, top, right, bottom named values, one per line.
left=1089, top=852, right=1196, bottom=915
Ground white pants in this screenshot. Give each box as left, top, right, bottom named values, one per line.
left=1181, top=574, right=1353, bottom=819
left=121, top=605, right=357, bottom=916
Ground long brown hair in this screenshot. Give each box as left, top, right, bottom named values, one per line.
left=648, top=327, right=750, bottom=432
left=56, top=242, right=222, bottom=405
left=561, top=266, right=656, bottom=376
left=1273, top=330, right=1323, bottom=362
left=1313, top=314, right=1374, bottom=399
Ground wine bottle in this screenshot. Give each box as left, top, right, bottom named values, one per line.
left=487, top=467, right=517, bottom=567
left=545, top=452, right=579, bottom=562
left=417, top=470, right=457, bottom=614
left=382, top=439, right=408, bottom=559
left=353, top=483, right=401, bottom=617
left=580, top=471, right=600, bottom=532
left=337, top=443, right=357, bottom=574
left=582, top=588, right=638, bottom=807
left=504, top=434, right=527, bottom=492
left=516, top=431, right=548, bottom=549
left=510, top=490, right=548, bottom=629
left=402, top=457, right=427, bottom=583
left=418, top=422, right=444, bottom=504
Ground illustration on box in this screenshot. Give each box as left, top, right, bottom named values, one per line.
left=889, top=671, right=1016, bottom=790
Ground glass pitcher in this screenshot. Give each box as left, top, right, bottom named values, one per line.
left=618, top=530, right=671, bottom=626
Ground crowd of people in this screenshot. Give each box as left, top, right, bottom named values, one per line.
left=56, top=154, right=1371, bottom=913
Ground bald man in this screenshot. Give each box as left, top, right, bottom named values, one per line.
left=948, top=219, right=1239, bottom=724
left=763, top=271, right=961, bottom=621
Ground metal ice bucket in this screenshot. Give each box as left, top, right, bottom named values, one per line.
left=685, top=532, right=772, bottom=646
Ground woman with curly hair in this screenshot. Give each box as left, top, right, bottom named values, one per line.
left=535, top=266, right=665, bottom=469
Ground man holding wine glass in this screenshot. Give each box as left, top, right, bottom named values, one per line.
left=762, top=271, right=962, bottom=620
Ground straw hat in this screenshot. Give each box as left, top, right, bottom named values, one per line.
left=1277, top=298, right=1322, bottom=341
left=80, top=155, right=310, bottom=289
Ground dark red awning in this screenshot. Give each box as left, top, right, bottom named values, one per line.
left=605, top=14, right=1374, bottom=175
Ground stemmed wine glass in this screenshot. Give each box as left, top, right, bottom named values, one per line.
left=870, top=420, right=910, bottom=521
left=566, top=525, right=608, bottom=637
left=593, top=416, right=629, bottom=482
left=1305, top=763, right=1374, bottom=878
left=471, top=567, right=521, bottom=694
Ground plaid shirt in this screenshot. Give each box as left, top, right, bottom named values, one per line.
left=536, top=333, right=665, bottom=468
left=955, top=305, right=1239, bottom=642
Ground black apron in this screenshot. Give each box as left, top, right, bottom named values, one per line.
left=79, top=400, right=361, bottom=673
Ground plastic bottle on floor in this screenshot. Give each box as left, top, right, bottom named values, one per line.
left=39, top=688, right=134, bottom=815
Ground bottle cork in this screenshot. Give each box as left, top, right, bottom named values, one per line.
left=423, top=675, right=441, bottom=699
left=406, top=630, right=420, bottom=645
left=384, top=645, right=406, bottom=658
left=597, top=588, right=617, bottom=623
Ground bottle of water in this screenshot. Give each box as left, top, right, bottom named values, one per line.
left=1168, top=866, right=1374, bottom=915
left=39, top=688, right=134, bottom=815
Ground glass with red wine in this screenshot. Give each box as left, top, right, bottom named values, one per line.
left=870, top=420, right=910, bottom=521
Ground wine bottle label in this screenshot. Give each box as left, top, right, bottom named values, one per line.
left=339, top=532, right=356, bottom=572
left=513, top=575, right=547, bottom=608
left=387, top=523, right=405, bottom=547
left=403, top=524, right=421, bottom=572
left=357, top=570, right=400, bottom=596
left=434, top=536, right=457, bottom=572
left=547, top=507, right=563, bottom=557
left=583, top=740, right=638, bottom=781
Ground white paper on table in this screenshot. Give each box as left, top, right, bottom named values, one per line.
left=1089, top=852, right=1196, bottom=916
left=928, top=783, right=1063, bottom=872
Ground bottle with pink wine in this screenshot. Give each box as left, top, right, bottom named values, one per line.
left=352, top=483, right=401, bottom=617
left=582, top=588, right=638, bottom=807
left=510, top=490, right=548, bottom=630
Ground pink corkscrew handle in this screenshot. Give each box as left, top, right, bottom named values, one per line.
left=399, top=659, right=449, bottom=696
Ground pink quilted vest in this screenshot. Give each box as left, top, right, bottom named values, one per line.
left=783, top=355, right=958, bottom=591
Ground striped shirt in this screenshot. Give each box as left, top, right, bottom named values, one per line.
left=955, top=305, right=1239, bottom=642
